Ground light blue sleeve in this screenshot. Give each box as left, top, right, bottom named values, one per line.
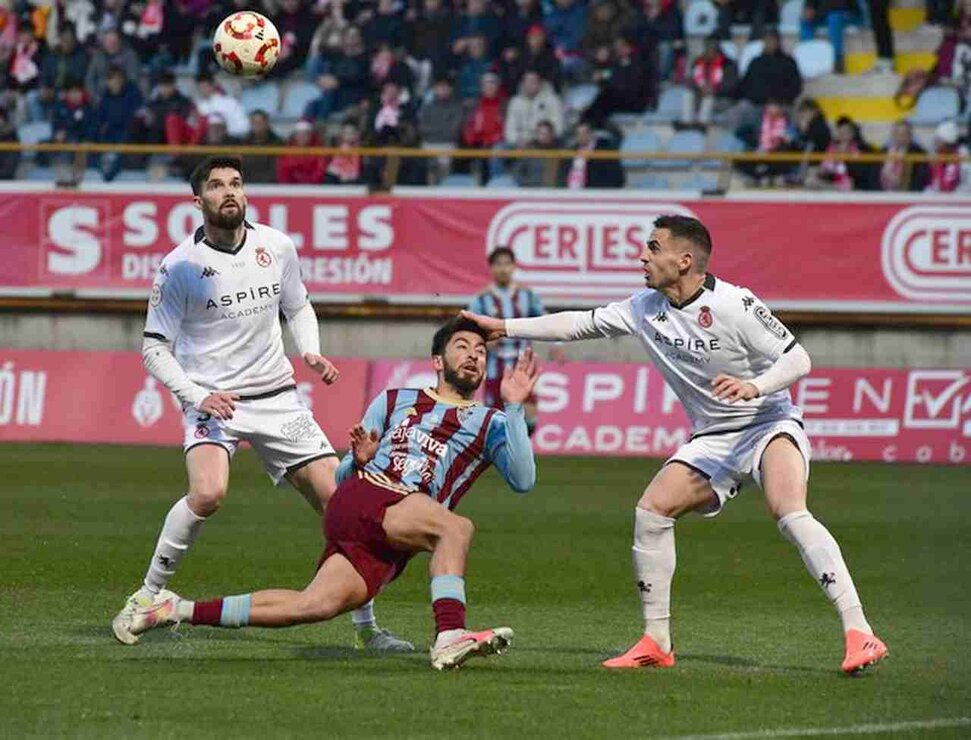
left=486, top=404, right=536, bottom=494
left=529, top=289, right=545, bottom=318
left=335, top=391, right=389, bottom=486
left=467, top=293, right=483, bottom=313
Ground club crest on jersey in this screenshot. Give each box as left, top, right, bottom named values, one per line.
left=255, top=247, right=272, bottom=268
left=458, top=406, right=476, bottom=424
left=698, top=306, right=713, bottom=328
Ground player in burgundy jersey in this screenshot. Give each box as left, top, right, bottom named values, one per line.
left=128, top=317, right=539, bottom=670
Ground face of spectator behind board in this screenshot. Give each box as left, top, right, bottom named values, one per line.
left=890, top=121, right=913, bottom=150
left=101, top=29, right=122, bottom=55
left=481, top=73, right=501, bottom=98
left=575, top=122, right=594, bottom=148
left=106, top=68, right=126, bottom=95
left=763, top=31, right=781, bottom=55
left=250, top=111, right=271, bottom=140
left=522, top=71, right=541, bottom=98
left=535, top=120, right=555, bottom=146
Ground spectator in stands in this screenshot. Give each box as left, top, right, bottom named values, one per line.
left=867, top=0, right=895, bottom=74
left=457, top=34, right=494, bottom=103
left=452, top=0, right=502, bottom=56
left=504, top=70, right=565, bottom=147
left=242, top=110, right=283, bottom=183
left=307, top=0, right=350, bottom=76
left=640, top=0, right=686, bottom=82
left=504, top=0, right=543, bottom=50
left=370, top=41, right=415, bottom=93
left=270, top=0, right=316, bottom=78
left=818, top=115, right=878, bottom=190
left=513, top=119, right=560, bottom=187
left=715, top=0, right=776, bottom=41
left=740, top=30, right=803, bottom=106
left=363, top=0, right=405, bottom=50
left=930, top=8, right=970, bottom=100
left=8, top=23, right=42, bottom=92
left=800, top=0, right=851, bottom=73
left=0, top=107, right=20, bottom=179
left=324, top=122, right=366, bottom=185
left=86, top=28, right=141, bottom=102
left=306, top=25, right=370, bottom=118
left=734, top=99, right=793, bottom=183
left=133, top=69, right=192, bottom=146
left=544, top=0, right=589, bottom=80
left=194, top=71, right=249, bottom=138
left=127, top=0, right=166, bottom=63
left=682, top=35, right=738, bottom=127
left=461, top=72, right=506, bottom=149
left=880, top=120, right=929, bottom=191
left=405, top=0, right=454, bottom=77
left=582, top=1, right=636, bottom=64
left=790, top=97, right=831, bottom=153
left=562, top=121, right=625, bottom=188
left=419, top=75, right=463, bottom=144
left=925, top=120, right=967, bottom=192
left=40, top=25, right=88, bottom=92
left=582, top=32, right=656, bottom=125
left=392, top=121, right=430, bottom=186
left=502, top=24, right=563, bottom=93
left=370, top=80, right=416, bottom=144
left=277, top=119, right=327, bottom=184
left=95, top=65, right=142, bottom=181
left=49, top=78, right=95, bottom=176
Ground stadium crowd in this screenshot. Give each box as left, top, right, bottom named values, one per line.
left=0, top=0, right=968, bottom=190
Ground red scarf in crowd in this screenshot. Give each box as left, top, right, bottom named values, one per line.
left=692, top=54, right=724, bottom=88
left=927, top=147, right=961, bottom=192
left=758, top=111, right=788, bottom=152
left=821, top=142, right=859, bottom=190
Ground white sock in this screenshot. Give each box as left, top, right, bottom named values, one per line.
left=351, top=600, right=376, bottom=630
left=632, top=507, right=676, bottom=653
left=778, top=510, right=872, bottom=635
left=142, top=496, right=207, bottom=594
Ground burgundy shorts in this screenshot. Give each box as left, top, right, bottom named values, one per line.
left=321, top=474, right=411, bottom=600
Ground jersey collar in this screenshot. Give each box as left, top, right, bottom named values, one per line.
left=194, top=220, right=255, bottom=255
left=668, top=273, right=716, bottom=310
left=423, top=387, right=479, bottom=407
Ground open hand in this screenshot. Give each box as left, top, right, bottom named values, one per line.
left=712, top=374, right=759, bottom=403
left=349, top=424, right=380, bottom=467
left=304, top=353, right=340, bottom=385
left=500, top=348, right=539, bottom=406
left=460, top=310, right=507, bottom=342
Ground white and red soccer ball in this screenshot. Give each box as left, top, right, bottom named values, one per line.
left=212, top=11, right=280, bottom=77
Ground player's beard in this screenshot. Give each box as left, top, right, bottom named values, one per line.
left=443, top=362, right=482, bottom=397
left=204, top=200, right=246, bottom=231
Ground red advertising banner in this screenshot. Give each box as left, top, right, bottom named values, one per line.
left=0, top=349, right=369, bottom=448
left=368, top=359, right=971, bottom=464
left=0, top=186, right=968, bottom=312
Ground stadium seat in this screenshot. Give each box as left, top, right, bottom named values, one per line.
left=738, top=40, right=765, bottom=76
left=793, top=40, right=836, bottom=79
left=565, top=83, right=599, bottom=113
left=486, top=174, right=518, bottom=189
left=720, top=41, right=739, bottom=61
left=82, top=168, right=105, bottom=183
left=703, top=132, right=746, bottom=169
left=439, top=173, right=477, bottom=187
left=682, top=172, right=721, bottom=191
left=19, top=121, right=52, bottom=146
left=240, top=83, right=280, bottom=114
left=112, top=170, right=151, bottom=182
left=627, top=172, right=670, bottom=189
left=779, top=0, right=804, bottom=33
left=907, top=87, right=961, bottom=125
left=25, top=166, right=53, bottom=181
left=643, top=85, right=690, bottom=124
left=620, top=130, right=661, bottom=169
left=281, top=80, right=320, bottom=119
left=653, top=129, right=706, bottom=170
left=684, top=0, right=718, bottom=36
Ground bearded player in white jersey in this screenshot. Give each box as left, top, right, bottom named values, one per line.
left=463, top=215, right=888, bottom=675
left=111, top=156, right=412, bottom=653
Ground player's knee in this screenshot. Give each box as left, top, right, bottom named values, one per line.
left=297, top=591, right=341, bottom=622
left=448, top=514, right=475, bottom=544
left=639, top=493, right=678, bottom=519
left=189, top=479, right=228, bottom=514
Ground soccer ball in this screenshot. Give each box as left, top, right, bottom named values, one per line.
left=212, top=11, right=281, bottom=78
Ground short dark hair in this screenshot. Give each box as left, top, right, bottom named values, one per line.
left=157, top=69, right=176, bottom=85
left=190, top=155, right=244, bottom=196
left=431, top=316, right=489, bottom=356
left=488, top=246, right=515, bottom=265
left=654, top=214, right=712, bottom=267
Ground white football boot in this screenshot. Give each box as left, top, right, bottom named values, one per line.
left=111, top=587, right=178, bottom=645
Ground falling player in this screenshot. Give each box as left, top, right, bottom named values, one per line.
left=111, top=155, right=411, bottom=653
left=127, top=318, right=539, bottom=671
left=463, top=215, right=888, bottom=674
left=466, top=247, right=563, bottom=434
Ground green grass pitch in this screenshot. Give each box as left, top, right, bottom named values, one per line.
left=1, top=443, right=970, bottom=738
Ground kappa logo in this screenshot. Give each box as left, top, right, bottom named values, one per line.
left=754, top=305, right=787, bottom=339
left=653, top=311, right=667, bottom=322
left=819, top=572, right=836, bottom=588
left=742, top=296, right=754, bottom=311
left=255, top=247, right=272, bottom=268
left=881, top=206, right=971, bottom=303
left=698, top=305, right=713, bottom=328
left=200, top=266, right=219, bottom=278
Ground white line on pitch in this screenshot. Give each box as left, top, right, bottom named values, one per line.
left=667, top=717, right=971, bottom=739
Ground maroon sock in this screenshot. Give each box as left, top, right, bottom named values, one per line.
left=192, top=598, right=223, bottom=625
left=433, top=598, right=466, bottom=634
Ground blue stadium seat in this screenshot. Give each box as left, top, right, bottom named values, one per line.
left=738, top=40, right=765, bottom=76
left=908, top=87, right=961, bottom=126
left=282, top=81, right=320, bottom=119
left=684, top=0, right=718, bottom=36
left=25, top=166, right=54, bottom=181
left=627, top=172, right=670, bottom=190
left=113, top=170, right=151, bottom=182
left=779, top=0, right=804, bottom=33
left=793, top=40, right=835, bottom=79
left=486, top=174, right=518, bottom=189
left=682, top=172, right=721, bottom=191
left=19, top=121, right=52, bottom=146
left=653, top=130, right=706, bottom=170
left=240, top=83, right=280, bottom=114
left=620, top=130, right=661, bottom=169
left=644, top=86, right=690, bottom=124
left=565, top=84, right=599, bottom=113
left=720, top=41, right=739, bottom=61
left=439, top=173, right=477, bottom=187
left=703, top=132, right=745, bottom=169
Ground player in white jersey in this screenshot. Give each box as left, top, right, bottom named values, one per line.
left=463, top=214, right=888, bottom=675
left=111, top=156, right=412, bottom=653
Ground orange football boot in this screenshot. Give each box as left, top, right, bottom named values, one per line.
left=842, top=629, right=888, bottom=675
left=602, top=634, right=675, bottom=669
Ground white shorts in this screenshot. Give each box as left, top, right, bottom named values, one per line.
left=666, top=418, right=811, bottom=517
left=183, top=386, right=336, bottom=485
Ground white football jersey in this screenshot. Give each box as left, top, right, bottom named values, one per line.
left=589, top=274, right=802, bottom=434
left=144, top=220, right=308, bottom=398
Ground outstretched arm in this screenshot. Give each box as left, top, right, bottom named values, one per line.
left=335, top=391, right=388, bottom=484
left=488, top=350, right=539, bottom=493
left=461, top=297, right=637, bottom=343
